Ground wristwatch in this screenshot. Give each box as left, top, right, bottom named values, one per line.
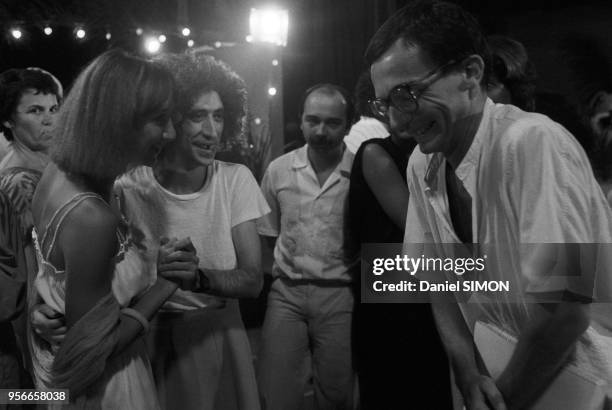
left=196, top=268, right=211, bottom=293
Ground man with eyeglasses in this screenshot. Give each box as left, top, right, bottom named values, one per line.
left=367, top=1, right=612, bottom=409
left=257, top=84, right=358, bottom=410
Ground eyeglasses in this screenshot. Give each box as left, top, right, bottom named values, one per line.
left=369, top=60, right=457, bottom=118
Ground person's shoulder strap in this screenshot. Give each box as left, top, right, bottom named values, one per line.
left=40, top=192, right=106, bottom=261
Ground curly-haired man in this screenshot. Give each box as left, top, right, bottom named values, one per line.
left=115, top=52, right=270, bottom=410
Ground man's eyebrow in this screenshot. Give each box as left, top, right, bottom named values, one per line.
left=22, top=104, right=49, bottom=112
left=395, top=78, right=426, bottom=90
left=189, top=108, right=224, bottom=113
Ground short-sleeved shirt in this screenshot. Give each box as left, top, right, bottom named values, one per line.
left=0, top=140, right=48, bottom=174
left=0, top=133, right=9, bottom=163
left=0, top=189, right=24, bottom=323
left=115, top=161, right=270, bottom=311
left=257, top=144, right=358, bottom=282
left=343, top=116, right=389, bottom=155
left=404, top=99, right=612, bottom=335
left=0, top=167, right=40, bottom=325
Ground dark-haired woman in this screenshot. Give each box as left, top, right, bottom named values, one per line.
left=0, top=67, right=63, bottom=396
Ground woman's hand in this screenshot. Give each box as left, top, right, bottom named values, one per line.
left=30, top=303, right=67, bottom=345
left=157, top=237, right=199, bottom=291
left=461, top=373, right=506, bottom=410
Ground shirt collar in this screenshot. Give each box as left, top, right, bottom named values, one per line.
left=424, top=98, right=493, bottom=193
left=292, top=143, right=353, bottom=178
left=6, top=139, right=49, bottom=172
left=292, top=144, right=309, bottom=169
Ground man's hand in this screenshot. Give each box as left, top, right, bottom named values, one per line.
left=30, top=303, right=67, bottom=345
left=462, top=373, right=507, bottom=410
left=157, top=237, right=199, bottom=290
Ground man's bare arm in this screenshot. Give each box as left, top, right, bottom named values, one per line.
left=496, top=301, right=589, bottom=409
left=431, top=299, right=506, bottom=410
left=199, top=220, right=263, bottom=298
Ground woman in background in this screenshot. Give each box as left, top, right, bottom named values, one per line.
left=0, top=67, right=63, bottom=397
left=486, top=35, right=537, bottom=111
left=348, top=72, right=452, bottom=409
left=0, top=67, right=61, bottom=174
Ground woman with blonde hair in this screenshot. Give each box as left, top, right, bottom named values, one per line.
left=28, top=49, right=198, bottom=409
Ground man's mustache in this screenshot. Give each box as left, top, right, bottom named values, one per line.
left=309, top=135, right=331, bottom=145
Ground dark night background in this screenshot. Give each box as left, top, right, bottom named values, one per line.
left=1, top=0, right=612, bottom=149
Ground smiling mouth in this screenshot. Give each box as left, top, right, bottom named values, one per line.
left=193, top=142, right=216, bottom=151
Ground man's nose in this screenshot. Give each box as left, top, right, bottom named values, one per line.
left=201, top=116, right=219, bottom=139
left=41, top=111, right=54, bottom=126
left=163, top=121, right=176, bottom=142
left=315, top=122, right=327, bottom=135
left=388, top=107, right=414, bottom=133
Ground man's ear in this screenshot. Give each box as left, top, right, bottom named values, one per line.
left=458, top=55, right=485, bottom=93
left=588, top=90, right=610, bottom=114
left=2, top=120, right=13, bottom=129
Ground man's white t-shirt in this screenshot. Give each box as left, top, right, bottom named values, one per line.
left=115, top=161, right=270, bottom=311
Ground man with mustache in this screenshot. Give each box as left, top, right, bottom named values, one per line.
left=257, top=84, right=358, bottom=410
left=368, top=1, right=612, bottom=409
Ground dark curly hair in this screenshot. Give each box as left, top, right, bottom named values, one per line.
left=365, top=0, right=490, bottom=85
left=154, top=52, right=247, bottom=142
left=353, top=70, right=377, bottom=118
left=0, top=68, right=62, bottom=141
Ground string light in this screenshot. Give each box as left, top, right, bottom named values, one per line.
left=144, top=36, right=161, bottom=54
left=268, top=87, right=277, bottom=96
left=11, top=28, right=22, bottom=39
left=254, top=117, right=262, bottom=125
left=2, top=22, right=267, bottom=55
left=272, top=59, right=279, bottom=66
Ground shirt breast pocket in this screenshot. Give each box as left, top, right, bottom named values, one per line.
left=320, top=196, right=349, bottom=260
